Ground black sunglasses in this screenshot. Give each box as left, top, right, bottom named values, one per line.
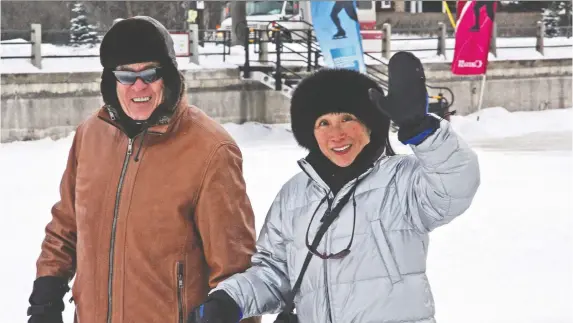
left=305, top=192, right=357, bottom=260
left=112, top=67, right=162, bottom=85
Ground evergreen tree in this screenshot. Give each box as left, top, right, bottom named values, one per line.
left=69, top=2, right=98, bottom=46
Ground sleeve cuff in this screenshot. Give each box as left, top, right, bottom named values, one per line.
left=398, top=115, right=441, bottom=146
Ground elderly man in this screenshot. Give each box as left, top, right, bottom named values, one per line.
left=27, top=16, right=259, bottom=323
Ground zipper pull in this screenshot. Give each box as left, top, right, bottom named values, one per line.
left=127, top=138, right=134, bottom=156
left=178, top=272, right=183, bottom=288
left=177, top=262, right=184, bottom=288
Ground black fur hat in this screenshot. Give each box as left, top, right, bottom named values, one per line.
left=99, top=16, right=182, bottom=124
left=290, top=68, right=392, bottom=152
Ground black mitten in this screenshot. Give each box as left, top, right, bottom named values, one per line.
left=27, top=276, right=70, bottom=323
left=187, top=290, right=242, bottom=323
left=369, top=51, right=440, bottom=145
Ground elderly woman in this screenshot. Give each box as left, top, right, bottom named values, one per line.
left=189, top=52, right=480, bottom=323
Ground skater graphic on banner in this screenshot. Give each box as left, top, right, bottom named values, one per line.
left=310, top=1, right=366, bottom=73
left=330, top=1, right=359, bottom=39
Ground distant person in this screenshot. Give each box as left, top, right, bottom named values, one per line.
left=188, top=8, right=198, bottom=24
left=470, top=1, right=496, bottom=32
left=330, top=1, right=359, bottom=39
left=26, top=16, right=260, bottom=323
left=187, top=52, right=480, bottom=323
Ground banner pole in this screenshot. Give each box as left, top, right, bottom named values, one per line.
left=443, top=1, right=457, bottom=29
left=476, top=73, right=487, bottom=121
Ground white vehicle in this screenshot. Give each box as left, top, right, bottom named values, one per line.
left=217, top=1, right=381, bottom=41
left=355, top=0, right=382, bottom=39
left=218, top=1, right=307, bottom=41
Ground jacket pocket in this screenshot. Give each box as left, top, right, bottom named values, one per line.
left=370, top=220, right=403, bottom=284
left=176, top=262, right=185, bottom=323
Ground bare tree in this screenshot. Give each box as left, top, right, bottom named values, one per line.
left=202, top=1, right=224, bottom=30
left=1, top=1, right=196, bottom=41
left=125, top=1, right=133, bottom=17
left=1, top=1, right=75, bottom=43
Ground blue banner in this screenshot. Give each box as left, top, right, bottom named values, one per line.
left=310, top=1, right=366, bottom=73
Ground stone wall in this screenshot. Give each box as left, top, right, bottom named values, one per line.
left=2, top=58, right=571, bottom=142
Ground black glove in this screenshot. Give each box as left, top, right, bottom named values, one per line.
left=369, top=51, right=440, bottom=145
left=27, top=276, right=70, bottom=323
left=187, top=290, right=242, bottom=323
left=274, top=312, right=298, bottom=323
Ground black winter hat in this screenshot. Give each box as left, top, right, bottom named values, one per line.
left=290, top=68, right=391, bottom=152
left=99, top=16, right=183, bottom=125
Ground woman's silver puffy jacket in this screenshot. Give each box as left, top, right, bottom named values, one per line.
left=214, top=119, right=480, bottom=323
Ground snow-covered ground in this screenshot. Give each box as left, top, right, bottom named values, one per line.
left=1, top=107, right=571, bottom=323
left=1, top=35, right=571, bottom=73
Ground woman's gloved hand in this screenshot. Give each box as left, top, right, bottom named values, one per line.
left=187, top=290, right=242, bottom=323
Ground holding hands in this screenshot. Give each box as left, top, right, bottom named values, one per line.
left=187, top=290, right=242, bottom=323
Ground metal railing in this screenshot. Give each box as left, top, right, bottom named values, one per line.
left=378, top=22, right=572, bottom=59
left=242, top=26, right=319, bottom=92
left=5, top=21, right=570, bottom=69
left=0, top=24, right=233, bottom=67
left=241, top=22, right=455, bottom=116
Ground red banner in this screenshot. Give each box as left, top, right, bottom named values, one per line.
left=456, top=1, right=467, bottom=20
left=451, top=1, right=497, bottom=75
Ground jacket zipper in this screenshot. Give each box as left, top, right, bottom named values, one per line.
left=323, top=231, right=334, bottom=323
left=177, top=262, right=185, bottom=323
left=106, top=138, right=134, bottom=323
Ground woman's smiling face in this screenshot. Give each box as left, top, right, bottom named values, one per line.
left=314, top=112, right=371, bottom=167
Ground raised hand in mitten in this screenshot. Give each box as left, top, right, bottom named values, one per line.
left=187, top=290, right=242, bottom=323
left=369, top=51, right=440, bottom=145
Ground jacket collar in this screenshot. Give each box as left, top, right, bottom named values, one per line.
left=98, top=105, right=175, bottom=135
left=297, top=153, right=387, bottom=204
left=298, top=139, right=386, bottom=196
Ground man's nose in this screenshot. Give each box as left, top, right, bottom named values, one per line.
left=130, top=78, right=148, bottom=91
